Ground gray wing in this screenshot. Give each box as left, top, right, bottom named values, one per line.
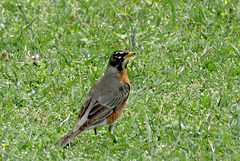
left=77, top=77, right=102, bottom=119
left=98, top=76, right=130, bottom=109
left=88, top=77, right=130, bottom=121
left=77, top=75, right=130, bottom=122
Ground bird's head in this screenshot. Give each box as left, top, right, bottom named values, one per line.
left=108, top=50, right=136, bottom=71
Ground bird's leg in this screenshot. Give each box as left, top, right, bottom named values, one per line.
left=108, top=124, right=114, bottom=134
left=108, top=124, right=117, bottom=143
left=94, top=128, right=97, bottom=135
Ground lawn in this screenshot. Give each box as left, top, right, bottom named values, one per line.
left=1, top=0, right=240, bottom=160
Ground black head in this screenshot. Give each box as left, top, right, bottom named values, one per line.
left=109, top=50, right=136, bottom=71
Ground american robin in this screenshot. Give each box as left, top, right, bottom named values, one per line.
left=55, top=50, right=136, bottom=147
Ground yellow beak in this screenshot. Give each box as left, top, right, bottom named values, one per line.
left=124, top=52, right=136, bottom=58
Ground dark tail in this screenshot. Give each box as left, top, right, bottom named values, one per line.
left=55, top=129, right=83, bottom=147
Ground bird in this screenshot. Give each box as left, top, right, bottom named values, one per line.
left=55, top=50, right=136, bottom=147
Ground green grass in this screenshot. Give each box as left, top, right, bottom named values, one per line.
left=1, top=0, right=240, bottom=160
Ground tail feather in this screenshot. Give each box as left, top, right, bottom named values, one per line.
left=55, top=129, right=83, bottom=147
left=55, top=119, right=96, bottom=147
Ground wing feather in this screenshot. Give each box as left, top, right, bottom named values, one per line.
left=74, top=74, right=130, bottom=131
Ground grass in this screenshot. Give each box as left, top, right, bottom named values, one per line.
left=1, top=0, right=240, bottom=160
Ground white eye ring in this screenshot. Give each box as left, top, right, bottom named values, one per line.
left=118, top=51, right=124, bottom=54
left=115, top=55, right=122, bottom=59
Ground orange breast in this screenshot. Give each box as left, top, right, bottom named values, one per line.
left=107, top=69, right=130, bottom=124
left=115, top=69, right=130, bottom=85
left=107, top=102, right=126, bottom=124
